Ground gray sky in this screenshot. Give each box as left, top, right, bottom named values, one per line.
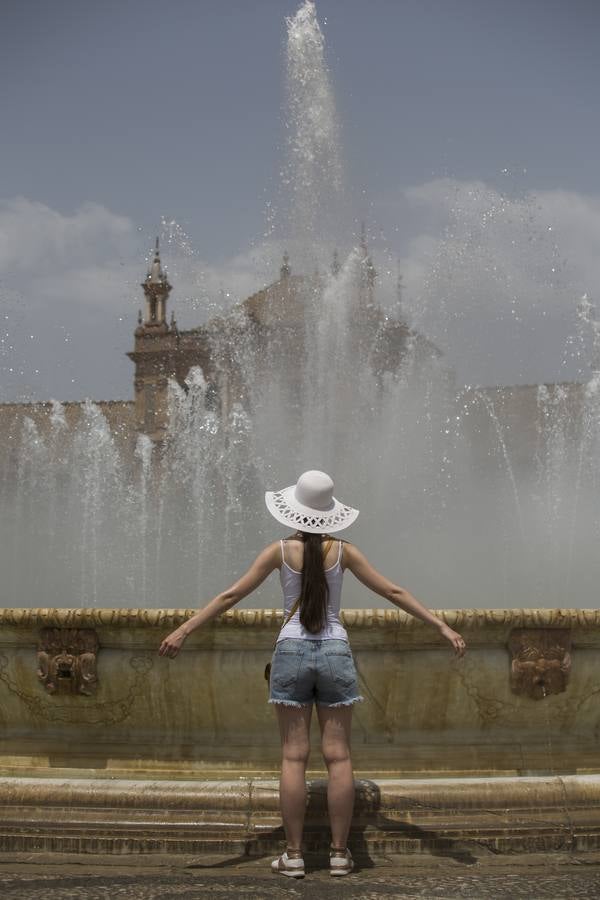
left=1, top=0, right=600, bottom=402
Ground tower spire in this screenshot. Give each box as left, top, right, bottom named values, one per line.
left=141, top=237, right=172, bottom=328
left=129, top=237, right=175, bottom=441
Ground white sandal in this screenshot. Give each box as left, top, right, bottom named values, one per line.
left=330, top=845, right=354, bottom=876
left=271, top=849, right=305, bottom=878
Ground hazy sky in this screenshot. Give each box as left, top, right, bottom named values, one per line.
left=1, top=0, right=600, bottom=402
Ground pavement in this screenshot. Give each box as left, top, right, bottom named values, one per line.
left=1, top=849, right=600, bottom=899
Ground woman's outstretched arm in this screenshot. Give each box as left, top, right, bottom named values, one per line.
left=343, top=543, right=466, bottom=656
left=158, top=542, right=281, bottom=658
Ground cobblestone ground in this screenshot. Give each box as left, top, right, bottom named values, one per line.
left=1, top=851, right=600, bottom=899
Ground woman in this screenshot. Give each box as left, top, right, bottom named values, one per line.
left=159, top=470, right=466, bottom=879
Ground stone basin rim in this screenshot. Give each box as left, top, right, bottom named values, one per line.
left=1, top=774, right=600, bottom=811
left=0, top=607, right=597, bottom=628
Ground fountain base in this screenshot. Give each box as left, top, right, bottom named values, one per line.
left=0, top=774, right=598, bottom=856
left=1, top=607, right=600, bottom=855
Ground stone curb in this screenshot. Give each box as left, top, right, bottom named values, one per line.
left=1, top=773, right=600, bottom=809
left=0, top=774, right=599, bottom=856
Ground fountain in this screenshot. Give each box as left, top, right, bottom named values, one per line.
left=0, top=0, right=600, bottom=857
left=1, top=2, right=600, bottom=611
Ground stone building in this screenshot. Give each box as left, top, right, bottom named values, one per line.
left=0, top=238, right=589, bottom=479
left=128, top=235, right=444, bottom=440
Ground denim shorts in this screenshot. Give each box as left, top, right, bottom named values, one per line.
left=268, top=639, right=364, bottom=708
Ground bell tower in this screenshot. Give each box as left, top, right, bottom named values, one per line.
left=128, top=238, right=179, bottom=440
left=142, top=237, right=171, bottom=328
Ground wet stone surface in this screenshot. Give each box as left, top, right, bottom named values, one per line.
left=1, top=851, right=600, bottom=899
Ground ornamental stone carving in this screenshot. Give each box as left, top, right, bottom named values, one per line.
left=0, top=606, right=598, bottom=630
left=508, top=628, right=571, bottom=700
left=37, top=628, right=99, bottom=696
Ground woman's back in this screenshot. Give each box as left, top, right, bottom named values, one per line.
left=278, top=537, right=347, bottom=643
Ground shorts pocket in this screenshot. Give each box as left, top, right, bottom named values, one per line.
left=271, top=647, right=303, bottom=689
left=326, top=648, right=357, bottom=689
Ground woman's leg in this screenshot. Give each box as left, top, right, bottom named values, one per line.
left=276, top=704, right=313, bottom=851
left=317, top=705, right=354, bottom=849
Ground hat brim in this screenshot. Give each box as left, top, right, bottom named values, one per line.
left=265, top=485, right=359, bottom=534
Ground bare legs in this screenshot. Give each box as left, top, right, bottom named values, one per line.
left=276, top=705, right=312, bottom=851
left=275, top=704, right=354, bottom=852
left=317, top=704, right=354, bottom=849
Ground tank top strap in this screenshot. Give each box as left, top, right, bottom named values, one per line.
left=279, top=537, right=342, bottom=570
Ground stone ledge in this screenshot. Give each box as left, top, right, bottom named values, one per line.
left=0, top=775, right=599, bottom=856
left=2, top=773, right=600, bottom=810
left=1, top=607, right=599, bottom=630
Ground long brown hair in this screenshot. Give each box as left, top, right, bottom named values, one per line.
left=298, top=532, right=330, bottom=633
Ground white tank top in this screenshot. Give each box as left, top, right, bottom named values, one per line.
left=276, top=539, right=349, bottom=643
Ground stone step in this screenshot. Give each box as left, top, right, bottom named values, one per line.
left=0, top=775, right=599, bottom=856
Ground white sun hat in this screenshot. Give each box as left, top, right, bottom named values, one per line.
left=265, top=470, right=359, bottom=534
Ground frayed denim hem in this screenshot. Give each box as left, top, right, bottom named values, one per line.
left=268, top=698, right=310, bottom=708
left=317, top=695, right=365, bottom=708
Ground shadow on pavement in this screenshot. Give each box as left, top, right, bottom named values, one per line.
left=185, top=777, right=478, bottom=872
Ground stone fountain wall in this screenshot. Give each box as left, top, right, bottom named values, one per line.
left=0, top=607, right=598, bottom=779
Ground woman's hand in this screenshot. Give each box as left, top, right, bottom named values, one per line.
left=158, top=628, right=187, bottom=659
left=438, top=622, right=466, bottom=657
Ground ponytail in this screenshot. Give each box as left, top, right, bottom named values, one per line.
left=298, top=532, right=329, bottom=634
